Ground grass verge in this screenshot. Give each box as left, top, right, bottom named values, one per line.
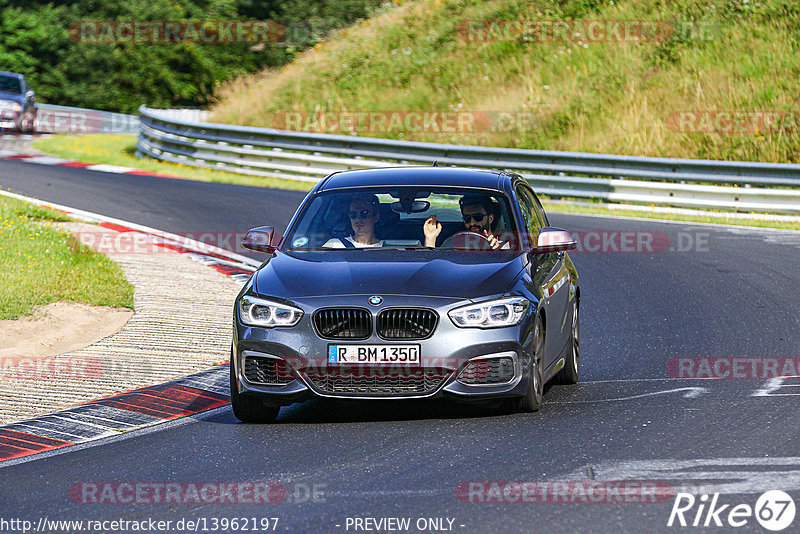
left=33, top=134, right=800, bottom=231
left=0, top=195, right=134, bottom=320
left=32, top=134, right=315, bottom=192
left=210, top=0, right=800, bottom=163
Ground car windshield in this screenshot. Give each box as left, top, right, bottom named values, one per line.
left=0, top=75, right=22, bottom=94
left=284, top=187, right=521, bottom=252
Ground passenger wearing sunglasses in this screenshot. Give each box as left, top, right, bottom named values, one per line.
left=423, top=195, right=506, bottom=249
left=323, top=195, right=384, bottom=248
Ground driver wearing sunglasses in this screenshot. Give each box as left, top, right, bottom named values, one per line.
left=323, top=195, right=384, bottom=248
left=423, top=195, right=507, bottom=249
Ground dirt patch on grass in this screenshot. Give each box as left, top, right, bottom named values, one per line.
left=0, top=301, right=133, bottom=360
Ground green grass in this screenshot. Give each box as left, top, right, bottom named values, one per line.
left=32, top=134, right=316, bottom=192
left=0, top=195, right=134, bottom=320
left=210, top=0, right=800, bottom=163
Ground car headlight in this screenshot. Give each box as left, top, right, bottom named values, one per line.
left=238, top=295, right=303, bottom=328
left=449, top=296, right=529, bottom=329
left=0, top=100, right=21, bottom=112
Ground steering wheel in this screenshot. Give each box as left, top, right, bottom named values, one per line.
left=441, top=230, right=494, bottom=250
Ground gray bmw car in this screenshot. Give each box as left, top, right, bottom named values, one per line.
left=231, top=166, right=580, bottom=422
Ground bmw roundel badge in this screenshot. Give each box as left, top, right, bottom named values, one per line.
left=369, top=296, right=383, bottom=306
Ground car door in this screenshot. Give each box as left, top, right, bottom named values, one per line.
left=516, top=184, right=571, bottom=367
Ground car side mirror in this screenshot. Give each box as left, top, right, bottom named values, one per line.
left=532, top=227, right=577, bottom=254
left=242, top=226, right=277, bottom=253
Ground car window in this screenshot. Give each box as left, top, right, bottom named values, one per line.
left=0, top=75, right=22, bottom=94
left=284, top=187, right=519, bottom=251
left=515, top=185, right=544, bottom=242
left=532, top=190, right=549, bottom=227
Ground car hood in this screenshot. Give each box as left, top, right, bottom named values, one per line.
left=253, top=251, right=526, bottom=300
left=0, top=91, right=24, bottom=104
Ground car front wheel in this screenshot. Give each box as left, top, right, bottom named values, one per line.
left=516, top=315, right=545, bottom=412
left=20, top=112, right=35, bottom=133
left=555, top=300, right=580, bottom=384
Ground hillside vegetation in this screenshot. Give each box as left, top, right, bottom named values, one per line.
left=210, top=0, right=800, bottom=162
left=0, top=0, right=385, bottom=113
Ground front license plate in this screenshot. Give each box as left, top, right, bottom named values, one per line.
left=328, top=344, right=421, bottom=365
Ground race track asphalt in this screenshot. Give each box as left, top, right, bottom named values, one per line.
left=1, top=160, right=798, bottom=534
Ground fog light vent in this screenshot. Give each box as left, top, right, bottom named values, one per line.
left=457, top=356, right=515, bottom=385
left=243, top=356, right=294, bottom=385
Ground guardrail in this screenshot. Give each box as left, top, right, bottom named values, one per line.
left=137, top=106, right=800, bottom=214
left=35, top=105, right=207, bottom=135
left=37, top=104, right=139, bottom=134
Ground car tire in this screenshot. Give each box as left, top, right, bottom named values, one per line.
left=516, top=315, right=545, bottom=412
left=230, top=352, right=280, bottom=423
left=555, top=300, right=580, bottom=384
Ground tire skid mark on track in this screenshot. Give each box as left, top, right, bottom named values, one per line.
left=563, top=457, right=800, bottom=496
left=549, top=386, right=709, bottom=403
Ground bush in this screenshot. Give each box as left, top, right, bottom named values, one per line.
left=0, top=0, right=386, bottom=112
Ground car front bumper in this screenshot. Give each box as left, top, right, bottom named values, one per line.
left=232, top=294, right=535, bottom=405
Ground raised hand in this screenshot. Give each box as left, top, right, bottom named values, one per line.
left=424, top=215, right=442, bottom=247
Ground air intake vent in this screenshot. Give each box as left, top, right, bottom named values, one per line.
left=377, top=309, right=437, bottom=340
left=457, top=357, right=515, bottom=385
left=313, top=308, right=372, bottom=340
left=243, top=356, right=294, bottom=385
left=304, top=367, right=449, bottom=396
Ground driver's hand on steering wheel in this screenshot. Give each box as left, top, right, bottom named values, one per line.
left=423, top=215, right=441, bottom=247
left=484, top=230, right=503, bottom=249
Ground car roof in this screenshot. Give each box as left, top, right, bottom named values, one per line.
left=0, top=72, right=24, bottom=78
left=318, top=166, right=511, bottom=192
